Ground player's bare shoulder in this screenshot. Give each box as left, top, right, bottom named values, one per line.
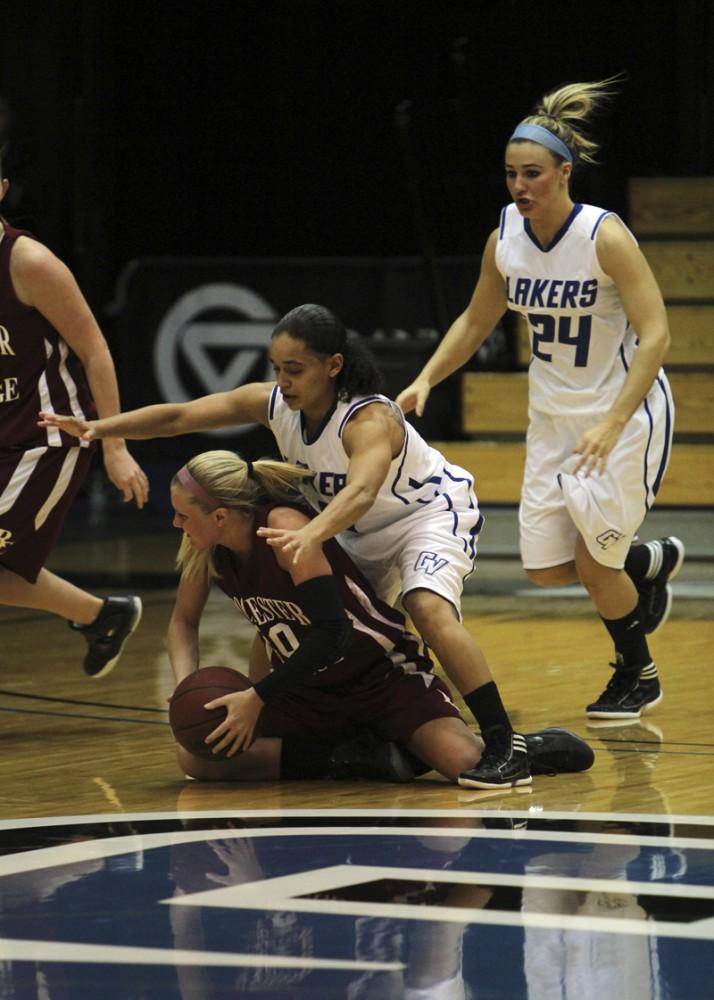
left=8, top=235, right=62, bottom=302
left=345, top=399, right=404, bottom=455
left=595, top=214, right=643, bottom=278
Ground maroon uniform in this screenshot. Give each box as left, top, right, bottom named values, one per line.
left=0, top=224, right=95, bottom=582
left=213, top=505, right=462, bottom=746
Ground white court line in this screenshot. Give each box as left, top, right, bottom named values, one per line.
left=1, top=806, right=714, bottom=831
left=166, top=862, right=714, bottom=941
left=0, top=938, right=402, bottom=972
left=1, top=825, right=713, bottom=879
left=168, top=863, right=714, bottom=905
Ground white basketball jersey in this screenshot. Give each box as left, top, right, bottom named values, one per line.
left=495, top=202, right=663, bottom=416
left=268, top=386, right=465, bottom=534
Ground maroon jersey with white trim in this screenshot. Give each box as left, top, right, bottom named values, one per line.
left=213, top=505, right=436, bottom=687
left=0, top=224, right=95, bottom=448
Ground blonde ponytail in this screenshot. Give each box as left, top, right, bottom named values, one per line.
left=518, top=75, right=623, bottom=165
left=173, top=450, right=313, bottom=579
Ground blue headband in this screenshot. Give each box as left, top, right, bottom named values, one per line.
left=509, top=122, right=573, bottom=163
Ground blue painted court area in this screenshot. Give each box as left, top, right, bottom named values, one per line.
left=1, top=812, right=713, bottom=999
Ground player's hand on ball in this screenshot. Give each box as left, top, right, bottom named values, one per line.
left=204, top=688, right=264, bottom=757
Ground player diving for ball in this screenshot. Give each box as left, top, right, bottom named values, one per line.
left=164, top=448, right=593, bottom=786
left=43, top=303, right=533, bottom=788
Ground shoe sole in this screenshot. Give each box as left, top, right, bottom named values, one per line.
left=88, top=597, right=143, bottom=679
left=647, top=537, right=685, bottom=635
left=586, top=690, right=663, bottom=720
left=457, top=774, right=533, bottom=790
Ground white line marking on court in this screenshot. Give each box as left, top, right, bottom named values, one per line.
left=0, top=938, right=403, bottom=971
left=164, top=862, right=714, bottom=941
left=1, top=807, right=713, bottom=831
left=0, top=825, right=713, bottom=879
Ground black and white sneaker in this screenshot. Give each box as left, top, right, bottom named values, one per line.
left=70, top=596, right=143, bottom=678
left=637, top=536, right=685, bottom=634
left=586, top=661, right=662, bottom=719
left=458, top=731, right=531, bottom=789
left=525, top=728, right=595, bottom=775
left=328, top=732, right=416, bottom=783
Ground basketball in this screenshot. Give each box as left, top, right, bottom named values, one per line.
left=169, top=666, right=253, bottom=759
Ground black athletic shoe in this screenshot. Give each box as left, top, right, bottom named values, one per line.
left=458, top=731, right=531, bottom=789
left=70, top=596, right=143, bottom=678
left=637, top=536, right=685, bottom=635
left=328, top=732, right=416, bottom=783
left=586, top=663, right=662, bottom=719
left=524, top=728, right=595, bottom=775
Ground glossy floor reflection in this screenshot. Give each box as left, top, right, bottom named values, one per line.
left=1, top=812, right=713, bottom=999
left=2, top=521, right=713, bottom=997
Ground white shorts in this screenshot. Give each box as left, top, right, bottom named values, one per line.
left=337, top=465, right=483, bottom=615
left=520, top=374, right=674, bottom=570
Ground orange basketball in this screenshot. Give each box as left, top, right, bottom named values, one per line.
left=169, top=666, right=252, bottom=759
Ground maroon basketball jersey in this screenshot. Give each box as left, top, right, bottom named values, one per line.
left=213, top=505, right=435, bottom=688
left=0, top=223, right=95, bottom=448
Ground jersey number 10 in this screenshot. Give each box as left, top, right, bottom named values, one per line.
left=528, top=313, right=592, bottom=367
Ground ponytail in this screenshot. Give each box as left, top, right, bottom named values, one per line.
left=514, top=75, right=623, bottom=165
left=173, top=450, right=312, bottom=579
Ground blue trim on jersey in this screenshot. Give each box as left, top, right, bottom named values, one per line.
left=651, top=375, right=672, bottom=498
left=442, top=465, right=475, bottom=507
left=499, top=205, right=507, bottom=239
left=389, top=427, right=411, bottom=506
left=440, top=491, right=464, bottom=551
left=408, top=474, right=442, bottom=489
left=268, top=384, right=279, bottom=420
left=337, top=395, right=389, bottom=437
left=642, top=396, right=655, bottom=511
left=590, top=210, right=611, bottom=240
left=300, top=398, right=338, bottom=445
left=440, top=467, right=478, bottom=556
left=524, top=203, right=583, bottom=252
left=468, top=512, right=484, bottom=563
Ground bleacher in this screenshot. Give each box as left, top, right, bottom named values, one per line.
left=436, top=178, right=714, bottom=507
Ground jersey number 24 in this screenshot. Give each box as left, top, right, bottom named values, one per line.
left=528, top=313, right=592, bottom=367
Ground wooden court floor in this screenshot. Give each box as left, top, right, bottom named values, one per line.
left=1, top=532, right=712, bottom=823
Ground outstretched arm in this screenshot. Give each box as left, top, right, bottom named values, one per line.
left=396, top=229, right=508, bottom=416
left=39, top=381, right=274, bottom=442
left=257, top=401, right=400, bottom=563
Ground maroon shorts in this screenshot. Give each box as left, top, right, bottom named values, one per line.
left=259, top=659, right=462, bottom=746
left=0, top=444, right=94, bottom=584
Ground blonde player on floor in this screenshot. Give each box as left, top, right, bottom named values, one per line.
left=397, top=78, right=684, bottom=728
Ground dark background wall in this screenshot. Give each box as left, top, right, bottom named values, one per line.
left=2, top=0, right=713, bottom=311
